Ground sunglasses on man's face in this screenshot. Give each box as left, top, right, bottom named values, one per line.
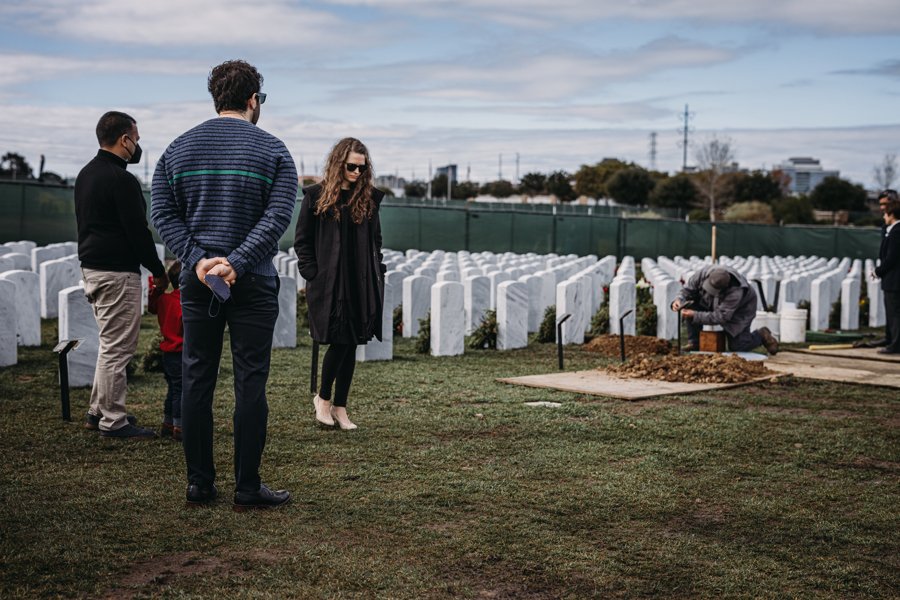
left=255, top=92, right=266, bottom=104
left=345, top=163, right=368, bottom=173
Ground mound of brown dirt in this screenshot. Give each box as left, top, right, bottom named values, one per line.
left=585, top=335, right=671, bottom=357
left=605, top=353, right=772, bottom=384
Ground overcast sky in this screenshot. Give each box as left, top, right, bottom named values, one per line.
left=1, top=0, right=898, bottom=187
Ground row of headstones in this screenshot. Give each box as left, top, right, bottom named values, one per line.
left=0, top=240, right=80, bottom=368
left=272, top=248, right=627, bottom=357
left=381, top=249, right=621, bottom=355
left=0, top=239, right=170, bottom=375
left=710, top=254, right=882, bottom=330
left=654, top=254, right=887, bottom=332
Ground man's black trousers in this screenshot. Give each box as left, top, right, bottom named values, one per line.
left=180, top=271, right=279, bottom=493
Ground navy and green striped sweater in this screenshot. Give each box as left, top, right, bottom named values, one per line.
left=150, top=117, right=298, bottom=278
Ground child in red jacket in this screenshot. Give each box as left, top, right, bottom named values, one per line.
left=149, top=261, right=183, bottom=441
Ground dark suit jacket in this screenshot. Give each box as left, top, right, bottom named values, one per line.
left=875, top=224, right=900, bottom=292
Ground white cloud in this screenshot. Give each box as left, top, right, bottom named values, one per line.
left=313, top=37, right=737, bottom=104
left=1, top=0, right=351, bottom=47
left=322, top=0, right=900, bottom=34
left=0, top=53, right=208, bottom=86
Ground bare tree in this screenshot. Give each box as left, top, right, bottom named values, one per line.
left=873, top=153, right=897, bottom=190
left=693, top=136, right=734, bottom=222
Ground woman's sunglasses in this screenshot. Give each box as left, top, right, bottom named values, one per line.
left=345, top=163, right=368, bottom=173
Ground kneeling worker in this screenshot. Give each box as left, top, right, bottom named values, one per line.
left=671, top=265, right=779, bottom=354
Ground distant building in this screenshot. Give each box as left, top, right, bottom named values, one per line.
left=776, top=157, right=839, bottom=195
left=375, top=173, right=407, bottom=197
left=436, top=164, right=458, bottom=183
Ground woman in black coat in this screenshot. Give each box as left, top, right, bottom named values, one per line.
left=294, top=138, right=386, bottom=430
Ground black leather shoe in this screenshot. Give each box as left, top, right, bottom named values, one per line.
left=233, top=484, right=291, bottom=512
left=186, top=483, right=218, bottom=506
left=876, top=348, right=899, bottom=355
left=84, top=413, right=138, bottom=431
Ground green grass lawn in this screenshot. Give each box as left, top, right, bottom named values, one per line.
left=1, top=317, right=898, bottom=599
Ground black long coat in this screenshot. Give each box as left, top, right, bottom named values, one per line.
left=293, top=184, right=386, bottom=344
left=875, top=224, right=900, bottom=292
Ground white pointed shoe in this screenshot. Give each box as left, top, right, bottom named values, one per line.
left=313, top=395, right=335, bottom=427
left=330, top=406, right=358, bottom=431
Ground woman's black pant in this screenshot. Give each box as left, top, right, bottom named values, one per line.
left=319, top=343, right=357, bottom=407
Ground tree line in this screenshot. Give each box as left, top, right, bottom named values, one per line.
left=0, top=152, right=66, bottom=185
left=402, top=142, right=893, bottom=226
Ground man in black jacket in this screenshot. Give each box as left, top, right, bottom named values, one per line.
left=875, top=202, right=900, bottom=354
left=75, top=111, right=167, bottom=438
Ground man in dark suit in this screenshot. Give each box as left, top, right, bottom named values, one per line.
left=875, top=201, right=900, bottom=354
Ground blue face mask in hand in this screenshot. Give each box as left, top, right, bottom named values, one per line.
left=205, top=273, right=231, bottom=317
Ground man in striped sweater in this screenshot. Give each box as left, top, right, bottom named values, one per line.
left=151, top=60, right=298, bottom=511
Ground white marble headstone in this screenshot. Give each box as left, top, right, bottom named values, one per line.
left=654, top=278, right=679, bottom=340
left=58, top=284, right=99, bottom=387
left=556, top=279, right=585, bottom=345
left=357, top=279, right=394, bottom=362
left=809, top=276, right=831, bottom=332
left=0, top=280, right=17, bottom=367
left=31, top=245, right=69, bottom=273
left=497, top=280, right=528, bottom=350
left=402, top=275, right=433, bottom=338
left=40, top=255, right=81, bottom=319
left=488, top=271, right=511, bottom=310
left=464, top=275, right=490, bottom=335
left=5, top=253, right=31, bottom=271
left=4, top=241, right=36, bottom=256
left=272, top=275, right=297, bottom=348
left=518, top=274, right=543, bottom=333
left=0, top=270, right=40, bottom=346
left=840, top=277, right=860, bottom=331
left=609, top=276, right=636, bottom=336
left=431, top=281, right=464, bottom=357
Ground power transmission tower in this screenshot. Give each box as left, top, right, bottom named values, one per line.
left=515, top=152, right=520, bottom=183
left=649, top=132, right=657, bottom=171
left=498, top=154, right=503, bottom=180
left=676, top=104, right=694, bottom=171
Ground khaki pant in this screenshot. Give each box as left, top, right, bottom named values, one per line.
left=82, top=269, right=141, bottom=431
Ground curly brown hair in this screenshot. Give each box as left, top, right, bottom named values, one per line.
left=316, top=138, right=375, bottom=224
left=207, top=60, right=263, bottom=113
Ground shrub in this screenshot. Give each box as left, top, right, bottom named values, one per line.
left=797, top=299, right=811, bottom=329
left=414, top=311, right=431, bottom=354
left=535, top=305, right=556, bottom=343
left=723, top=201, right=775, bottom=224
left=635, top=281, right=657, bottom=336
left=829, top=299, right=841, bottom=330
left=140, top=334, right=164, bottom=373
left=590, top=303, right=610, bottom=336
left=468, top=310, right=498, bottom=350
left=393, top=306, right=403, bottom=336
left=859, top=286, right=869, bottom=325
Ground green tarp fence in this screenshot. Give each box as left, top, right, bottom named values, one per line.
left=0, top=181, right=881, bottom=260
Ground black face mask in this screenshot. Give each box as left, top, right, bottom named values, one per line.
left=125, top=136, right=142, bottom=164
left=127, top=142, right=142, bottom=164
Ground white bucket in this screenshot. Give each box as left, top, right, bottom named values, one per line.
left=752, top=311, right=781, bottom=339
left=780, top=309, right=807, bottom=343
left=765, top=312, right=780, bottom=338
